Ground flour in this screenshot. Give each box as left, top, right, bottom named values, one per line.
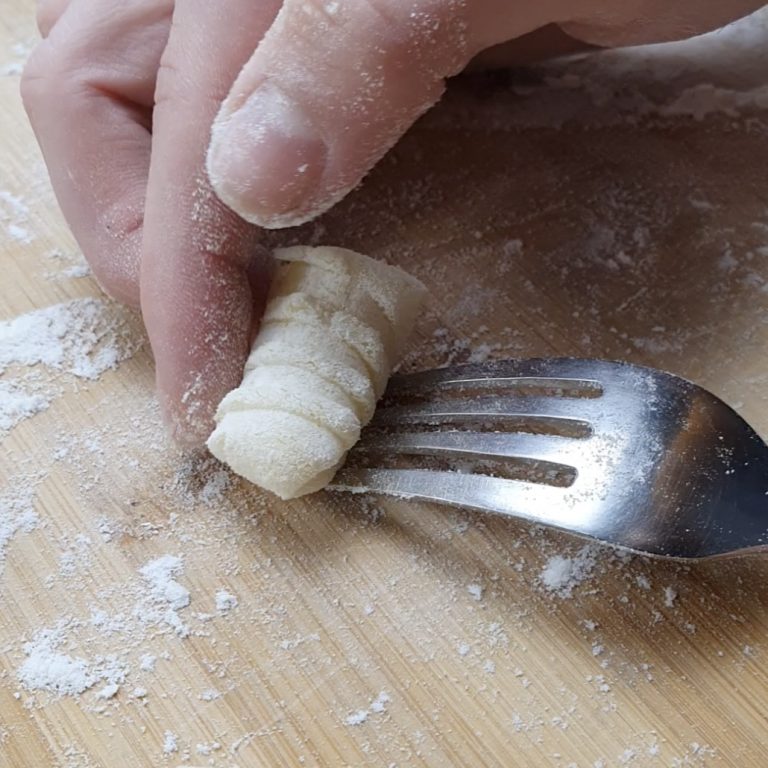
left=0, top=298, right=142, bottom=434
left=0, top=7, right=766, bottom=765
left=539, top=545, right=599, bottom=598
left=344, top=691, right=390, bottom=725
left=94, top=683, right=120, bottom=700
left=0, top=381, right=49, bottom=431
left=467, top=583, right=484, bottom=601
left=215, top=589, right=238, bottom=613
left=0, top=298, right=139, bottom=378
left=17, top=622, right=128, bottom=697
left=0, top=482, right=40, bottom=571
left=162, top=731, right=179, bottom=754
left=7, top=546, right=238, bottom=704
left=0, top=189, right=34, bottom=242
left=138, top=555, right=192, bottom=637
left=43, top=250, right=91, bottom=281
left=140, top=555, right=191, bottom=611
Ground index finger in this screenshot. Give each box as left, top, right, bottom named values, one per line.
left=140, top=0, right=281, bottom=446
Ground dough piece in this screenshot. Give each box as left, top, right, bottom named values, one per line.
left=207, top=246, right=427, bottom=499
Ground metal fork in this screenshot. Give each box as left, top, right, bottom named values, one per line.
left=330, top=359, right=768, bottom=559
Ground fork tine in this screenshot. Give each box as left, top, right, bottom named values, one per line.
left=354, top=431, right=584, bottom=471
left=330, top=468, right=585, bottom=532
left=333, top=358, right=768, bottom=558
left=371, top=396, right=596, bottom=435
left=387, top=359, right=605, bottom=394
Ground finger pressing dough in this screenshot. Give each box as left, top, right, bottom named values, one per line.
left=207, top=246, right=427, bottom=499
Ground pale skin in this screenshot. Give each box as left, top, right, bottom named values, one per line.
left=22, top=0, right=764, bottom=446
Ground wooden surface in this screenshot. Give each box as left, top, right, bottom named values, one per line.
left=2, top=2, right=768, bottom=766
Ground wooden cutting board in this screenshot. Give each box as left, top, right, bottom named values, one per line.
left=1, top=2, right=767, bottom=766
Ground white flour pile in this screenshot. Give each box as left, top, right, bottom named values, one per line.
left=539, top=544, right=600, bottom=598
left=0, top=298, right=138, bottom=376
left=138, top=554, right=192, bottom=638
left=0, top=483, right=40, bottom=570
left=0, top=381, right=48, bottom=432
left=344, top=691, right=391, bottom=726
left=17, top=622, right=128, bottom=697
left=0, top=298, right=142, bottom=433
left=12, top=550, right=242, bottom=699
left=0, top=188, right=34, bottom=243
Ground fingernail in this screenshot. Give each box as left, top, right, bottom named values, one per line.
left=207, top=82, right=327, bottom=229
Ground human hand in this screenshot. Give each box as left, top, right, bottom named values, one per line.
left=22, top=0, right=762, bottom=446
left=23, top=0, right=280, bottom=447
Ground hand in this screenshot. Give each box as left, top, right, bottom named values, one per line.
left=23, top=0, right=280, bottom=447
left=22, top=0, right=762, bottom=446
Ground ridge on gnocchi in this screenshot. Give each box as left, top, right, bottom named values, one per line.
left=207, top=246, right=427, bottom=499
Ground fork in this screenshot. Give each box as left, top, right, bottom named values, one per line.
left=330, top=358, right=768, bottom=559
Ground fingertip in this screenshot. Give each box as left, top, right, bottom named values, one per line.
left=158, top=382, right=217, bottom=449
left=205, top=0, right=462, bottom=229
left=206, top=83, right=329, bottom=229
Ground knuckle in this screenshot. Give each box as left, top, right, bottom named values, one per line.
left=36, top=0, right=70, bottom=38
left=20, top=45, right=57, bottom=115
left=153, top=47, right=223, bottom=115
left=153, top=54, right=183, bottom=109
left=21, top=40, right=81, bottom=118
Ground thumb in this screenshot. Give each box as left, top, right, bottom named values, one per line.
left=206, top=0, right=555, bottom=229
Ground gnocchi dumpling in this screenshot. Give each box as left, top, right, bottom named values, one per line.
left=207, top=246, right=427, bottom=499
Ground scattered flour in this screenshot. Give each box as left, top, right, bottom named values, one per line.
left=215, top=589, right=238, bottom=613
left=344, top=692, right=390, bottom=726
left=344, top=709, right=369, bottom=726
left=1, top=8, right=766, bottom=765
left=432, top=8, right=768, bottom=133
left=199, top=688, right=221, bottom=702
left=467, top=583, right=484, bottom=601
left=0, top=298, right=139, bottom=379
left=0, top=381, right=49, bottom=431
left=138, top=555, right=192, bottom=637
left=162, top=731, right=179, bottom=755
left=196, top=741, right=222, bottom=755
left=539, top=545, right=599, bottom=598
left=0, top=189, right=34, bottom=242
left=0, top=298, right=142, bottom=434
left=42, top=250, right=92, bottom=281
left=17, top=623, right=128, bottom=697
left=94, top=682, right=120, bottom=700
left=0, top=482, right=40, bottom=571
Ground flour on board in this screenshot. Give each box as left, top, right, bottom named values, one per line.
left=539, top=545, right=600, bottom=598
left=344, top=691, right=390, bottom=726
left=0, top=298, right=142, bottom=434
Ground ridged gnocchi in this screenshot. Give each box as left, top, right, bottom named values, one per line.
left=207, top=246, right=427, bottom=499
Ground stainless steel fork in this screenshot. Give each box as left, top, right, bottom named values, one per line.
left=330, top=359, right=768, bottom=559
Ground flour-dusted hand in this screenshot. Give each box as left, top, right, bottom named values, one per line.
left=206, top=0, right=764, bottom=229
left=22, top=0, right=283, bottom=445
left=22, top=0, right=763, bottom=447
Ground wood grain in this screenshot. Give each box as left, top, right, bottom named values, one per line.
left=1, top=2, right=768, bottom=766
